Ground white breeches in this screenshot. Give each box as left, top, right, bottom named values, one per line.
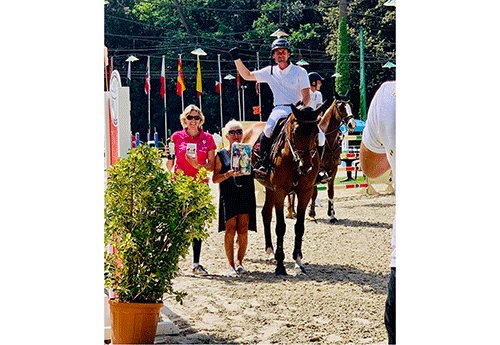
left=263, top=106, right=292, bottom=138
left=318, top=128, right=325, bottom=146
left=263, top=105, right=325, bottom=147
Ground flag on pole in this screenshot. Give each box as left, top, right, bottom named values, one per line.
left=216, top=54, right=222, bottom=94
left=109, top=56, right=113, bottom=82
left=104, top=46, right=109, bottom=67
left=196, top=56, right=202, bottom=98
left=104, top=46, right=109, bottom=91
left=255, top=82, right=259, bottom=95
left=160, top=56, right=166, bottom=99
left=237, top=73, right=241, bottom=91
left=127, top=61, right=131, bottom=84
left=176, top=55, right=186, bottom=96
left=145, top=56, right=150, bottom=95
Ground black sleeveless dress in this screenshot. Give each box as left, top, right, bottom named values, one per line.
left=217, top=149, right=257, bottom=232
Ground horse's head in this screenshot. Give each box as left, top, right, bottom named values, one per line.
left=290, top=103, right=325, bottom=139
left=319, top=90, right=356, bottom=134
left=286, top=103, right=325, bottom=175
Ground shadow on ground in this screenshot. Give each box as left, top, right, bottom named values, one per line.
left=155, top=305, right=240, bottom=344
left=180, top=260, right=389, bottom=295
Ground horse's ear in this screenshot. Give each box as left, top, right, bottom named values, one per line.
left=290, top=103, right=299, bottom=116
left=316, top=99, right=332, bottom=116
left=333, top=90, right=341, bottom=100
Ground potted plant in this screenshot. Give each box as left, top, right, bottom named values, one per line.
left=104, top=145, right=215, bottom=344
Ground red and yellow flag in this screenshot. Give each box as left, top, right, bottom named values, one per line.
left=176, top=55, right=186, bottom=96
left=196, top=56, right=202, bottom=98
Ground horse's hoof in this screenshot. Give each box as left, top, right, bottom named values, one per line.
left=329, top=217, right=337, bottom=224
left=275, top=267, right=288, bottom=276
left=294, top=265, right=307, bottom=276
left=265, top=247, right=275, bottom=261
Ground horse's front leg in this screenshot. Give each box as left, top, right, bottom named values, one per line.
left=286, top=193, right=296, bottom=219
left=308, top=187, right=318, bottom=219
left=274, top=194, right=287, bottom=276
left=262, top=188, right=274, bottom=259
left=293, top=188, right=313, bottom=275
left=327, top=167, right=338, bottom=223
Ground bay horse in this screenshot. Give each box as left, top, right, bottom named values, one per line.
left=309, top=90, right=356, bottom=222
left=287, top=90, right=356, bottom=223
left=242, top=102, right=330, bottom=275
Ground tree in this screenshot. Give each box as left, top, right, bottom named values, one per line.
left=323, top=0, right=395, bottom=105
left=335, top=16, right=351, bottom=95
left=104, top=0, right=394, bottom=136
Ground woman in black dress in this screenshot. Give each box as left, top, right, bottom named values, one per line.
left=212, top=120, right=256, bottom=275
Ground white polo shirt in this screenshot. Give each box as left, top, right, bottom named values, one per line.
left=253, top=63, right=310, bottom=107
left=362, top=81, right=396, bottom=267
left=309, top=90, right=323, bottom=109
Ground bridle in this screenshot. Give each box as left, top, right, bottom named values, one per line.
left=285, top=112, right=320, bottom=178
left=322, top=100, right=354, bottom=136
left=320, top=99, right=354, bottom=164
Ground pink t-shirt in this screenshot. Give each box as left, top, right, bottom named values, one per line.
left=171, top=128, right=216, bottom=181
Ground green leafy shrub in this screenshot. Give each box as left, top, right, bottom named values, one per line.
left=104, top=145, right=216, bottom=303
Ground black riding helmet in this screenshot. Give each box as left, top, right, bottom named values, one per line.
left=270, top=38, right=291, bottom=74
left=308, top=72, right=324, bottom=86
left=271, top=38, right=291, bottom=53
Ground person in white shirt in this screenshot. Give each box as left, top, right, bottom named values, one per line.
left=229, top=38, right=311, bottom=176
left=360, top=80, right=396, bottom=344
left=308, top=72, right=324, bottom=109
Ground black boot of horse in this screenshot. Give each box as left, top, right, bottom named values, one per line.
left=254, top=135, right=271, bottom=177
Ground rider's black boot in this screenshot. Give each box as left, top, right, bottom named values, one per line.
left=317, top=144, right=324, bottom=160
left=254, top=135, right=271, bottom=176
left=315, top=145, right=330, bottom=184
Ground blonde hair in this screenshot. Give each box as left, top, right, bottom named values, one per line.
left=179, top=104, right=205, bottom=128
left=224, top=119, right=243, bottom=133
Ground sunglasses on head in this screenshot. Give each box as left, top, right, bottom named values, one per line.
left=186, top=115, right=201, bottom=121
left=228, top=129, right=243, bottom=135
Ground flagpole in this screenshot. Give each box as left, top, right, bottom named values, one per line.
left=147, top=56, right=151, bottom=138
left=197, top=55, right=202, bottom=112
left=218, top=54, right=223, bottom=135
left=257, top=52, right=262, bottom=121
left=180, top=54, right=185, bottom=111
left=104, top=46, right=109, bottom=91
left=162, top=55, right=168, bottom=142
left=237, top=73, right=241, bottom=121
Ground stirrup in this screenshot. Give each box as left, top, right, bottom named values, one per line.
left=315, top=171, right=330, bottom=184
left=254, top=164, right=268, bottom=176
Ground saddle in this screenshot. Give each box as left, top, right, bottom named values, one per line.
left=251, top=117, right=289, bottom=173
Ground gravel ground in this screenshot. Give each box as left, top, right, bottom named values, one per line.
left=154, top=182, right=395, bottom=345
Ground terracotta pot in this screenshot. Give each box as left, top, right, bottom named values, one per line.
left=109, top=299, right=163, bottom=344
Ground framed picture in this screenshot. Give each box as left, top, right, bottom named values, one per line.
left=231, top=143, right=252, bottom=175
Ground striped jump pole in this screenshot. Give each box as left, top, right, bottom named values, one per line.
left=334, top=182, right=368, bottom=190
left=343, top=135, right=363, bottom=141
left=340, top=152, right=358, bottom=159
left=337, top=166, right=362, bottom=172
left=317, top=183, right=368, bottom=191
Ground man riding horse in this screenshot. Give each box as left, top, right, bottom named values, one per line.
left=229, top=38, right=311, bottom=176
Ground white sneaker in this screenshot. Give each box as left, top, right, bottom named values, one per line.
left=227, top=267, right=237, bottom=276
left=192, top=264, right=208, bottom=275
left=236, top=265, right=248, bottom=274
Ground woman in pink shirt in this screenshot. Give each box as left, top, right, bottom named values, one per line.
left=166, top=104, right=216, bottom=275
